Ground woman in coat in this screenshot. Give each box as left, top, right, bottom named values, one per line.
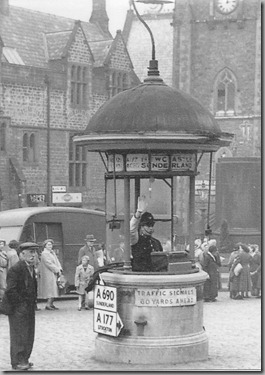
left=250, top=245, right=261, bottom=297
left=38, top=239, right=62, bottom=310
left=237, top=243, right=253, bottom=299
left=228, top=243, right=241, bottom=299
left=202, top=245, right=221, bottom=302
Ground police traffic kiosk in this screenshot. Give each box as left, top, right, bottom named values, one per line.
left=74, top=57, right=233, bottom=364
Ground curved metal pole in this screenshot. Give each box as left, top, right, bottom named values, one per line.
left=131, top=0, right=156, bottom=60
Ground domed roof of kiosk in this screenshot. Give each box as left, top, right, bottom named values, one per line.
left=75, top=67, right=233, bottom=152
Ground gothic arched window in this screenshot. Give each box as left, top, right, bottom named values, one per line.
left=23, top=132, right=37, bottom=163
left=214, top=69, right=237, bottom=115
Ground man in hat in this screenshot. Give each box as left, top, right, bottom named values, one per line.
left=5, top=242, right=38, bottom=370
left=130, top=195, right=163, bottom=272
left=78, top=234, right=99, bottom=271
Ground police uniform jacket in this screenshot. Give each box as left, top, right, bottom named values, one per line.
left=130, top=215, right=163, bottom=272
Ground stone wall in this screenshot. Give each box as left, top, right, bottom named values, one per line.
left=0, top=23, right=137, bottom=210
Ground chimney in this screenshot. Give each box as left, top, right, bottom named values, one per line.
left=89, top=0, right=109, bottom=35
left=0, top=0, right=9, bottom=15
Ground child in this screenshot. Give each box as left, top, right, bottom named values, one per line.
left=75, top=255, right=94, bottom=311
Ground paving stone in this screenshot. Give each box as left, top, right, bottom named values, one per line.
left=0, top=291, right=261, bottom=371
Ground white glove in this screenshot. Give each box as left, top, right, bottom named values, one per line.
left=137, top=195, right=148, bottom=214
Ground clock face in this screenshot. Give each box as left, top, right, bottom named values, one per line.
left=216, top=0, right=238, bottom=14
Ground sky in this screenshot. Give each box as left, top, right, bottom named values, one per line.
left=9, top=0, right=132, bottom=36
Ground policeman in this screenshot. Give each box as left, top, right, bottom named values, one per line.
left=130, top=196, right=163, bottom=272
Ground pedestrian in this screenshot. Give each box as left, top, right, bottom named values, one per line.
left=249, top=244, right=261, bottom=297
left=237, top=243, right=253, bottom=299
left=75, top=255, right=94, bottom=311
left=130, top=195, right=163, bottom=272
left=5, top=242, right=38, bottom=370
left=78, top=234, right=100, bottom=270
left=111, top=238, right=125, bottom=263
left=228, top=243, right=241, bottom=298
left=0, top=239, right=8, bottom=300
left=6, top=240, right=19, bottom=270
left=38, top=239, right=63, bottom=310
left=202, top=244, right=221, bottom=302
left=200, top=238, right=209, bottom=262
left=100, top=243, right=111, bottom=265
left=194, top=239, right=204, bottom=270
left=210, top=241, right=222, bottom=290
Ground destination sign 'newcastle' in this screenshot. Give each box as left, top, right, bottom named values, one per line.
left=108, top=153, right=196, bottom=173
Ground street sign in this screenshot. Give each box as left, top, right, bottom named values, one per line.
left=52, top=185, right=67, bottom=193
left=94, top=284, right=117, bottom=312
left=93, top=284, right=123, bottom=337
left=52, top=192, right=82, bottom=204
left=93, top=309, right=124, bottom=337
left=27, top=193, right=46, bottom=206
left=135, top=287, right=196, bottom=307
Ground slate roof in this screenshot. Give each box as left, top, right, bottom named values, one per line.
left=45, top=31, right=72, bottom=60
left=0, top=5, right=111, bottom=68
left=89, top=40, right=112, bottom=67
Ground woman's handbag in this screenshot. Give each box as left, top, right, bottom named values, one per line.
left=0, top=293, right=13, bottom=315
left=57, top=274, right=66, bottom=290
left=234, top=262, right=243, bottom=276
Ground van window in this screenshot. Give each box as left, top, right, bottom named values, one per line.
left=0, top=226, right=23, bottom=243
left=34, top=223, right=62, bottom=243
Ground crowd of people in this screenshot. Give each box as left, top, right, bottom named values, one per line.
left=0, top=207, right=261, bottom=371
left=192, top=238, right=261, bottom=302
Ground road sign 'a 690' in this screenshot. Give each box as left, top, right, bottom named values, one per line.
left=94, top=285, right=117, bottom=312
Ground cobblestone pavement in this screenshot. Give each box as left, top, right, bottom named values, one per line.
left=0, top=292, right=261, bottom=372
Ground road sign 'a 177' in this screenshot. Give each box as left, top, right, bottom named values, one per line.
left=93, top=309, right=123, bottom=337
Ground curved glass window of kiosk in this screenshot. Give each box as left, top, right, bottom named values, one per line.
left=105, top=176, right=190, bottom=265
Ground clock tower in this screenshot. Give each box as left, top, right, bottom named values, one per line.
left=172, top=0, right=261, bottom=160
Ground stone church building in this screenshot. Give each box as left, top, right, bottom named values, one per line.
left=0, top=0, right=139, bottom=211
left=124, top=0, right=261, bottom=161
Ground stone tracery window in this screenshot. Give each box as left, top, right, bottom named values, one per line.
left=214, top=68, right=237, bottom=115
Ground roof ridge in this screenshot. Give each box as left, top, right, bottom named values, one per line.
left=44, top=30, right=73, bottom=35
left=9, top=4, right=83, bottom=22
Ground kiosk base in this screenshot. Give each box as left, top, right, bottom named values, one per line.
left=94, top=270, right=209, bottom=365
left=95, top=331, right=208, bottom=364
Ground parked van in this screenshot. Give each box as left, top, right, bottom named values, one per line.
left=0, top=207, right=106, bottom=287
